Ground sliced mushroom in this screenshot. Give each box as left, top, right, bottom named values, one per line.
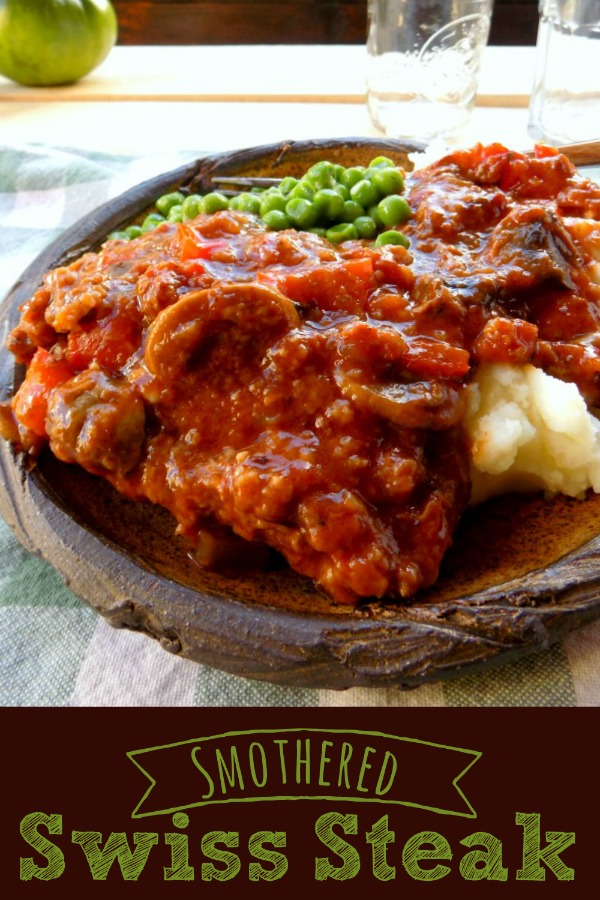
left=144, top=282, right=301, bottom=377
left=335, top=371, right=464, bottom=430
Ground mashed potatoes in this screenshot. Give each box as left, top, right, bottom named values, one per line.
left=465, top=215, right=600, bottom=505
left=465, top=362, right=600, bottom=505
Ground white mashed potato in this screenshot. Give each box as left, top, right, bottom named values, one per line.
left=464, top=363, right=600, bottom=505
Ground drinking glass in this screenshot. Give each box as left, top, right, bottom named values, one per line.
left=528, top=0, right=600, bottom=145
left=366, top=0, right=493, bottom=145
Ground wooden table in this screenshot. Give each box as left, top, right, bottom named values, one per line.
left=0, top=45, right=536, bottom=155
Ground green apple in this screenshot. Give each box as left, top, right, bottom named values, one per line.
left=0, top=0, right=118, bottom=86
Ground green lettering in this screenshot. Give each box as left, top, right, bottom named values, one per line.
left=402, top=831, right=451, bottom=881
left=20, top=812, right=65, bottom=881
left=190, top=747, right=215, bottom=799
left=274, top=739, right=288, bottom=785
left=319, top=741, right=333, bottom=787
left=72, top=830, right=158, bottom=880
left=356, top=746, right=376, bottom=793
left=164, top=813, right=194, bottom=881
left=248, top=742, right=268, bottom=788
left=366, top=814, right=396, bottom=882
left=516, top=812, right=575, bottom=881
left=248, top=831, right=288, bottom=882
left=216, top=748, right=245, bottom=794
left=375, top=751, right=397, bottom=796
left=314, top=812, right=360, bottom=881
left=337, top=742, right=352, bottom=789
left=201, top=831, right=240, bottom=882
left=460, top=832, right=508, bottom=881
left=296, top=738, right=310, bottom=785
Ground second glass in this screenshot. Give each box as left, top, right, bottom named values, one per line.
left=528, top=0, right=600, bottom=145
left=366, top=0, right=493, bottom=145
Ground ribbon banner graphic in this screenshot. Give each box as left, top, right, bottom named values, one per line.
left=127, top=729, right=481, bottom=819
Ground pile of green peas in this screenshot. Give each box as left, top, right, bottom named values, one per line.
left=108, top=157, right=411, bottom=248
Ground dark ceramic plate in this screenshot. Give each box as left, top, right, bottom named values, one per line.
left=2, top=137, right=600, bottom=690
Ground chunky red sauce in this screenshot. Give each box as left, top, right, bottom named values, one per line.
left=3, top=144, right=600, bottom=603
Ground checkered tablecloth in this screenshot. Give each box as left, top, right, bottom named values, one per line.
left=1, top=143, right=600, bottom=707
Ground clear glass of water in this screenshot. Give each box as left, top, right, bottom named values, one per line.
left=366, top=0, right=493, bottom=145
left=528, top=0, right=600, bottom=145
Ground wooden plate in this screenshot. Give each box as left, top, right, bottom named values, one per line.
left=2, top=137, right=600, bottom=690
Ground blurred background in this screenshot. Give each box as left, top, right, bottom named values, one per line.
left=112, top=0, right=538, bottom=45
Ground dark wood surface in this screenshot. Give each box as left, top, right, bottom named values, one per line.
left=2, top=137, right=600, bottom=690
left=112, top=1, right=539, bottom=46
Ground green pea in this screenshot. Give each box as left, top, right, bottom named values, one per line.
left=304, top=160, right=338, bottom=190
left=326, top=222, right=358, bottom=244
left=259, top=191, right=287, bottom=215
left=335, top=182, right=350, bottom=201
left=167, top=204, right=183, bottom=223
left=262, top=209, right=292, bottom=230
left=125, top=224, right=143, bottom=239
left=377, top=195, right=412, bottom=227
left=141, top=212, right=166, bottom=233
left=309, top=227, right=327, bottom=237
left=230, top=192, right=262, bottom=214
left=369, top=166, right=405, bottom=196
left=350, top=178, right=380, bottom=209
left=285, top=197, right=319, bottom=229
left=341, top=199, right=364, bottom=223
left=107, top=230, right=129, bottom=241
left=203, top=192, right=230, bottom=214
left=368, top=203, right=383, bottom=228
left=240, top=193, right=262, bottom=214
left=353, top=216, right=378, bottom=239
left=181, top=194, right=203, bottom=221
left=340, top=166, right=366, bottom=189
left=279, top=176, right=299, bottom=195
left=289, top=181, right=314, bottom=201
left=312, top=188, right=345, bottom=222
left=374, top=230, right=410, bottom=248
left=368, top=156, right=395, bottom=169
left=156, top=191, right=185, bottom=215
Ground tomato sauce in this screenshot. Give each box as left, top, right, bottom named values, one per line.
left=3, top=144, right=600, bottom=604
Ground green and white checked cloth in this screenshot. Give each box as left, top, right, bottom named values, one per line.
left=1, top=143, right=600, bottom=708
